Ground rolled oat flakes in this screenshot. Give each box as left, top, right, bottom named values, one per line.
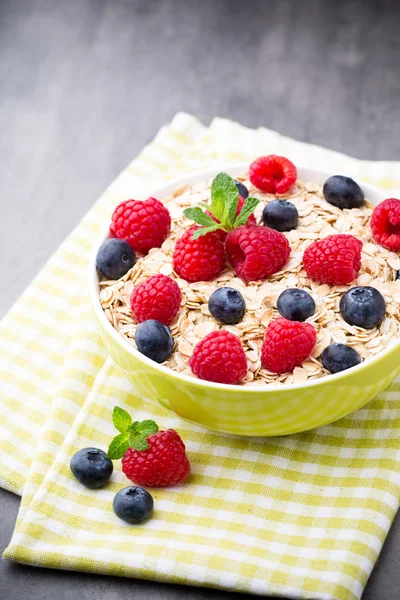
left=99, top=176, right=400, bottom=386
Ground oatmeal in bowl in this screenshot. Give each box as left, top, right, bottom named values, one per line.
left=97, top=157, right=400, bottom=387
left=90, top=158, right=400, bottom=436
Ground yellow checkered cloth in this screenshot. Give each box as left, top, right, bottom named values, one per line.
left=2, top=114, right=400, bottom=600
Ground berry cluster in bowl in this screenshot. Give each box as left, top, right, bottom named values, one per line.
left=97, top=156, right=400, bottom=387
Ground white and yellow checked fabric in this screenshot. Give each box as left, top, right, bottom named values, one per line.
left=2, top=113, right=400, bottom=600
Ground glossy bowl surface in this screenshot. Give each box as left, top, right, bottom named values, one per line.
left=89, top=165, right=400, bottom=436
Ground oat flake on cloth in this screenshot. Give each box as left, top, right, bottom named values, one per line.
left=1, top=113, right=400, bottom=600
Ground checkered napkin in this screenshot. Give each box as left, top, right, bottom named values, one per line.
left=2, top=113, right=400, bottom=600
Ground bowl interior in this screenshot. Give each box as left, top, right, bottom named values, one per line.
left=89, top=164, right=398, bottom=394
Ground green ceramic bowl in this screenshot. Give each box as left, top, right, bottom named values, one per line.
left=89, top=165, right=400, bottom=436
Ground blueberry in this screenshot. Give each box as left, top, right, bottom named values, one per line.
left=340, top=286, right=386, bottom=329
left=96, top=238, right=136, bottom=280
left=262, top=200, right=299, bottom=232
left=208, top=287, right=246, bottom=325
left=235, top=180, right=249, bottom=199
left=323, top=175, right=364, bottom=210
left=321, top=343, right=362, bottom=374
left=70, top=448, right=113, bottom=489
left=396, top=270, right=400, bottom=281
left=135, top=319, right=174, bottom=363
left=113, top=486, right=154, bottom=524
left=277, top=289, right=315, bottom=322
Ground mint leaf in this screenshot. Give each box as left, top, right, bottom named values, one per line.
left=128, top=431, right=150, bottom=451
left=183, top=207, right=216, bottom=227
left=210, top=174, right=227, bottom=221
left=108, top=417, right=158, bottom=458
left=224, top=192, right=239, bottom=229
left=112, top=406, right=132, bottom=433
left=137, top=420, right=159, bottom=437
left=211, top=173, right=239, bottom=223
left=107, top=433, right=130, bottom=459
left=128, top=420, right=141, bottom=433
left=126, top=419, right=158, bottom=451
left=191, top=224, right=223, bottom=239
left=197, top=202, right=212, bottom=212
left=233, top=197, right=260, bottom=228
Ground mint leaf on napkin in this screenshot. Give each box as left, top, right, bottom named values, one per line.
left=127, top=419, right=159, bottom=451
left=108, top=407, right=159, bottom=458
left=112, top=406, right=132, bottom=433
left=107, top=433, right=130, bottom=460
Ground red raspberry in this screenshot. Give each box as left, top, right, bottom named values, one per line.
left=122, top=429, right=190, bottom=487
left=206, top=196, right=257, bottom=240
left=225, top=225, right=290, bottom=282
left=131, top=274, right=181, bottom=326
left=173, top=226, right=226, bottom=282
left=371, top=198, right=400, bottom=251
left=303, top=234, right=362, bottom=285
left=189, top=330, right=247, bottom=384
left=110, top=197, right=171, bottom=254
left=261, top=317, right=316, bottom=374
left=249, top=155, right=297, bottom=194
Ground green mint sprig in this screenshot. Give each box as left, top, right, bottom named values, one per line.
left=107, top=406, right=159, bottom=459
left=183, top=172, right=260, bottom=239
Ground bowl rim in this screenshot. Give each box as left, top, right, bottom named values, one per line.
left=89, top=163, right=400, bottom=394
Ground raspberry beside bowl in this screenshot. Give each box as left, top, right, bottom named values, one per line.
left=89, top=165, right=400, bottom=437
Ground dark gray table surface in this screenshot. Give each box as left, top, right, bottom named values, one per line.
left=1, top=0, right=400, bottom=598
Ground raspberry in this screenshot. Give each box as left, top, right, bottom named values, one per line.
left=261, top=317, right=316, bottom=374
left=131, top=274, right=181, bottom=326
left=303, top=234, right=362, bottom=285
left=122, top=429, right=190, bottom=487
left=371, top=198, right=400, bottom=251
left=206, top=196, right=257, bottom=240
left=173, top=226, right=226, bottom=282
left=189, top=330, right=247, bottom=384
left=225, top=225, right=290, bottom=282
left=110, top=197, right=171, bottom=254
left=249, top=155, right=297, bottom=194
